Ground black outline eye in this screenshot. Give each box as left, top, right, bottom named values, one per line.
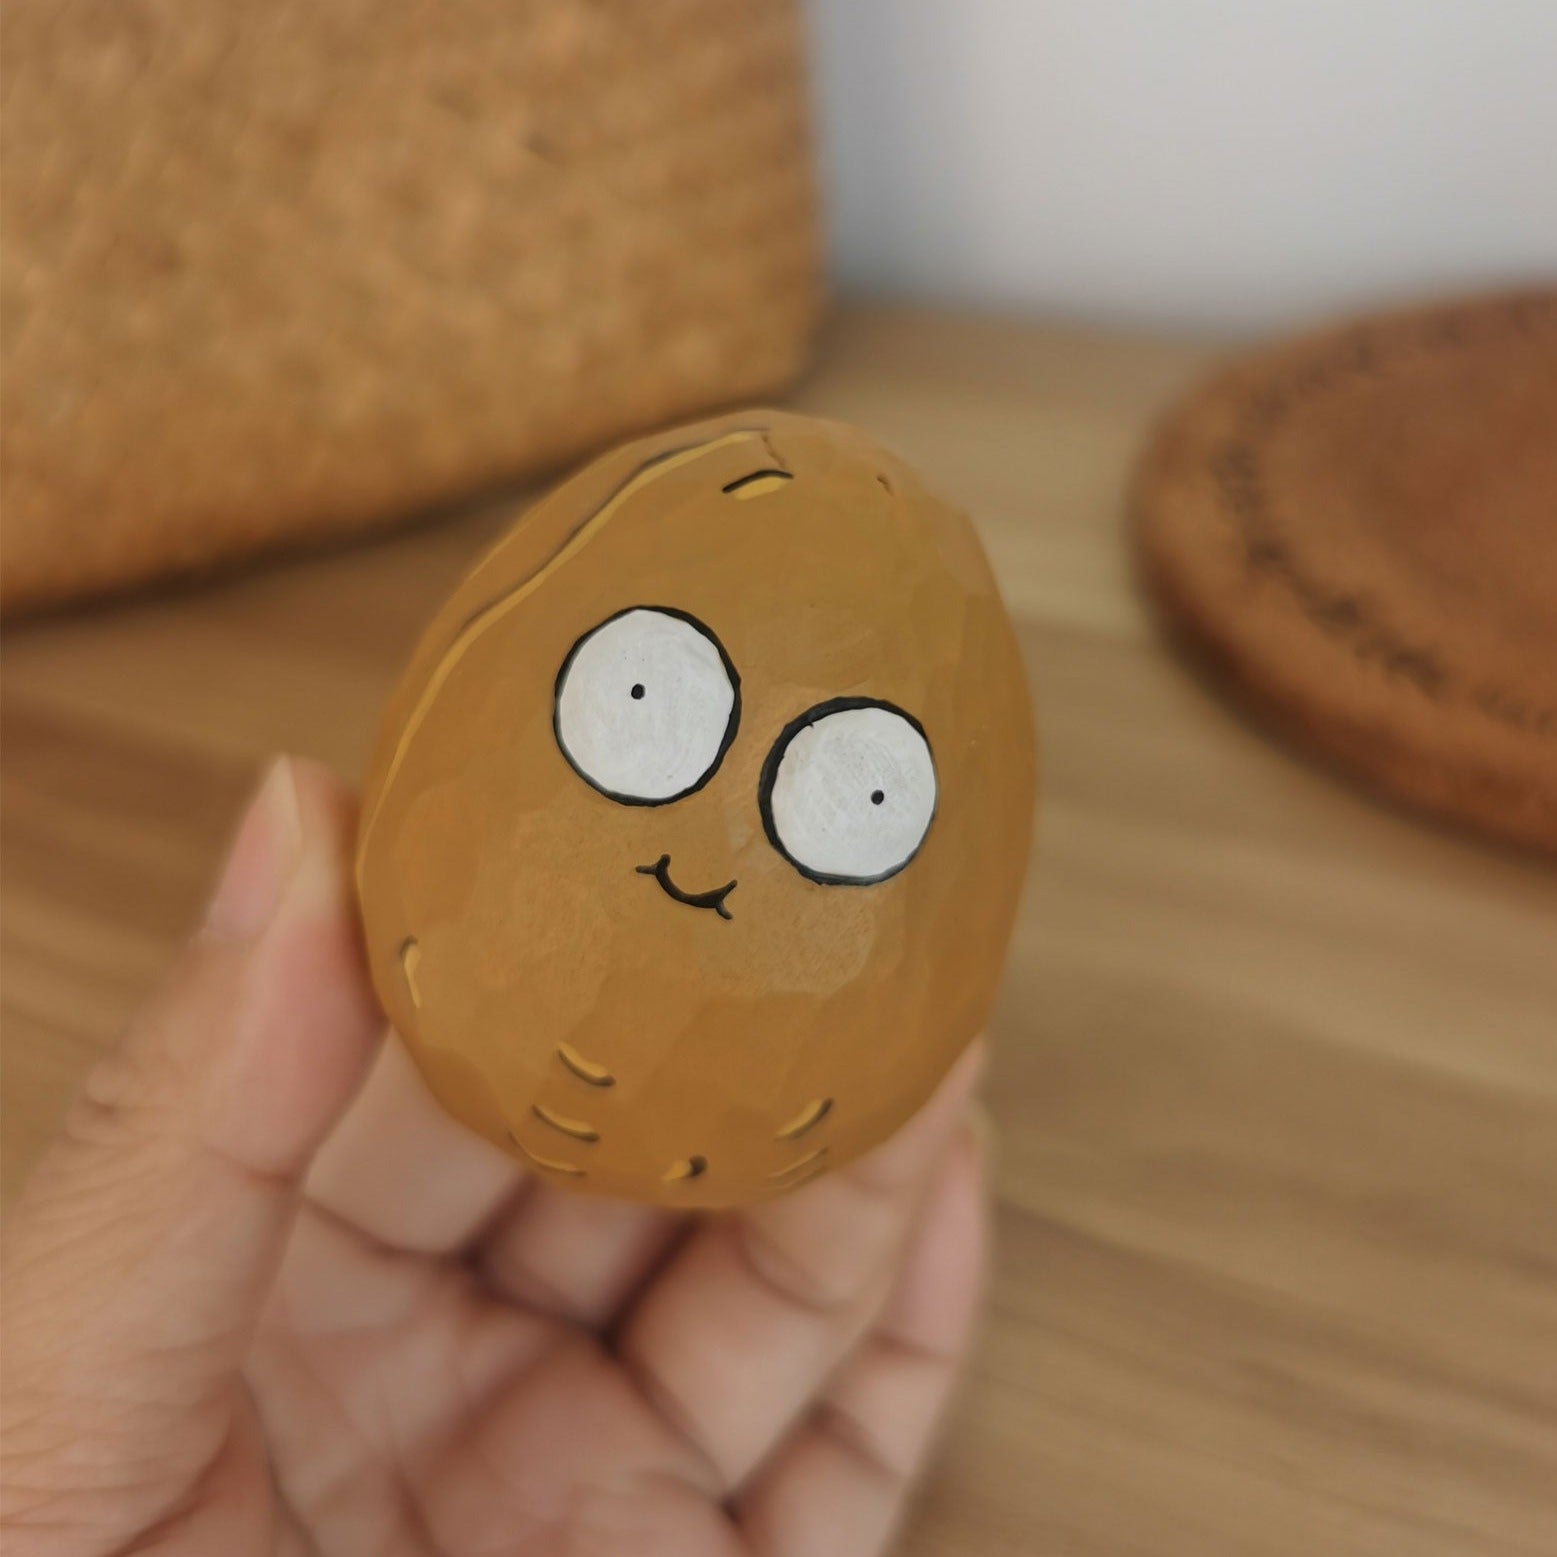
left=553, top=606, right=741, bottom=806
left=758, top=696, right=936, bottom=885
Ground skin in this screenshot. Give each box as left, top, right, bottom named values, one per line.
left=1, top=757, right=989, bottom=1557
left=358, top=410, right=1034, bottom=1206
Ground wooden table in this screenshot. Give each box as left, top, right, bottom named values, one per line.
left=4, top=308, right=1555, bottom=1555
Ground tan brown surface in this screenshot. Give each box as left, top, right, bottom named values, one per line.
left=358, top=410, right=1034, bottom=1206
left=4, top=308, right=1556, bottom=1554
left=1136, top=291, right=1557, bottom=854
left=1, top=0, right=819, bottom=613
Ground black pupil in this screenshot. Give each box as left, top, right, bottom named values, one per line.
left=870, top=789, right=885, bottom=806
left=630, top=684, right=645, bottom=700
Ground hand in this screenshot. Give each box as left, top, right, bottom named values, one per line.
left=1, top=757, right=988, bottom=1557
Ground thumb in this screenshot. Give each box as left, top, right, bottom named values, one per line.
left=2, top=757, right=382, bottom=1487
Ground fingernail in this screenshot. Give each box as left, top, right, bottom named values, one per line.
left=205, top=758, right=303, bottom=941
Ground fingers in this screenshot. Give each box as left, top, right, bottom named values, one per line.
left=737, top=1123, right=988, bottom=1557
left=477, top=1181, right=686, bottom=1329
left=305, top=1031, right=527, bottom=1256
left=302, top=1027, right=686, bottom=1338
left=1, top=757, right=382, bottom=1526
left=614, top=1042, right=984, bottom=1493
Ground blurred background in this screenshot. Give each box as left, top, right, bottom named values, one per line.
left=809, top=0, right=1557, bottom=328
left=3, top=3, right=1555, bottom=1554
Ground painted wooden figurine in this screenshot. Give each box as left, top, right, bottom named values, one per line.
left=357, top=411, right=1035, bottom=1206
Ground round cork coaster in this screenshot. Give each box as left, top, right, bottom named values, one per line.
left=1135, top=290, right=1557, bottom=854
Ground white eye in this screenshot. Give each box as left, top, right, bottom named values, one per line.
left=555, top=607, right=739, bottom=804
left=761, top=699, right=936, bottom=884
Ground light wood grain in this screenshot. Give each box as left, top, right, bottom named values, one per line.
left=3, top=306, right=1555, bottom=1555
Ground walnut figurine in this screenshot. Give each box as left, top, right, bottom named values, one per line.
left=357, top=410, right=1035, bottom=1207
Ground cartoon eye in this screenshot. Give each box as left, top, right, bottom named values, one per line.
left=554, top=607, right=739, bottom=805
left=760, top=698, right=936, bottom=884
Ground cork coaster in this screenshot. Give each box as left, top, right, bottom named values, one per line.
left=1135, top=291, right=1557, bottom=854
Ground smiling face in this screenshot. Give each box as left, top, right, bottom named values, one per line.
left=357, top=411, right=1035, bottom=1207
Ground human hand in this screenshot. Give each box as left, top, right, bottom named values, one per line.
left=1, top=757, right=988, bottom=1556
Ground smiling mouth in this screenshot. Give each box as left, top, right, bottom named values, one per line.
left=636, top=854, right=736, bottom=920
